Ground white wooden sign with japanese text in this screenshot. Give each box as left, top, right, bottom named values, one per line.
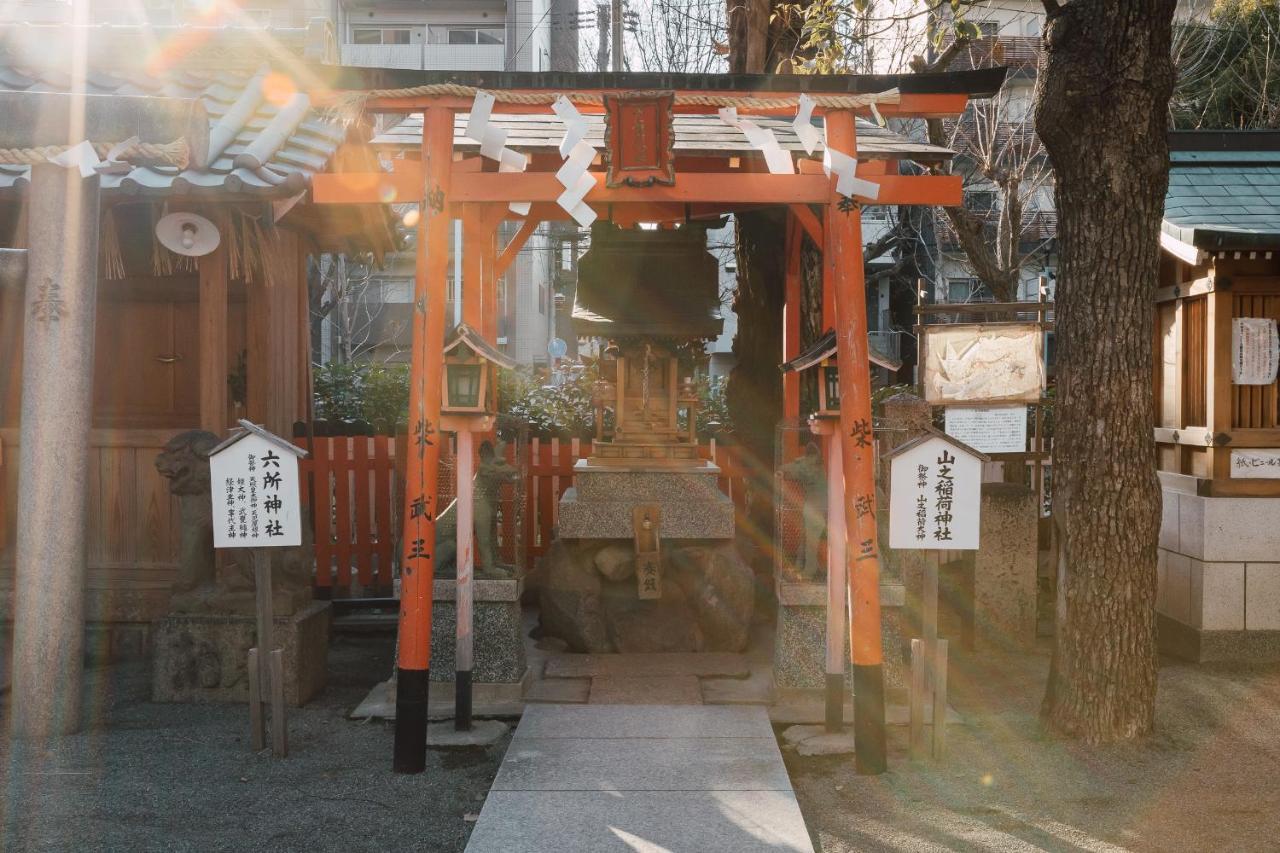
left=889, top=435, right=982, bottom=551
left=210, top=428, right=302, bottom=548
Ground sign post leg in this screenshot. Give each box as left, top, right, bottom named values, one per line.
left=248, top=648, right=265, bottom=751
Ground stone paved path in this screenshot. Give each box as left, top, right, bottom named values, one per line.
left=464, top=704, right=816, bottom=853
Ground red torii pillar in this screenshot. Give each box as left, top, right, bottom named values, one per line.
left=826, top=109, right=886, bottom=774
left=394, top=104, right=454, bottom=774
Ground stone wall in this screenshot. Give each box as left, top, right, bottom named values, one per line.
left=1158, top=487, right=1280, bottom=661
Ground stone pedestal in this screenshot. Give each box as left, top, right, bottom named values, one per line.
left=1158, top=485, right=1280, bottom=661
left=429, top=577, right=527, bottom=698
left=151, top=601, right=330, bottom=706
left=973, top=483, right=1039, bottom=651
left=557, top=463, right=735, bottom=540
left=772, top=580, right=906, bottom=691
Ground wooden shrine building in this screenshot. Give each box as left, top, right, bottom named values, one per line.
left=1154, top=130, right=1280, bottom=660
left=0, top=24, right=391, bottom=634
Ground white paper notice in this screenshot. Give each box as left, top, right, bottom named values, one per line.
left=1232, top=318, right=1280, bottom=385
left=944, top=405, right=1028, bottom=455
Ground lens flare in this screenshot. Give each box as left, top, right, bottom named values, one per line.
left=262, top=72, right=298, bottom=107
left=402, top=208, right=421, bottom=228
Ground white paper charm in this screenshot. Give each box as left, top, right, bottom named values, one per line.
left=822, top=123, right=880, bottom=201
left=792, top=94, right=821, bottom=155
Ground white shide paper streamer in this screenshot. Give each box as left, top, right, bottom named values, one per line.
left=463, top=90, right=531, bottom=216
left=822, top=122, right=880, bottom=202
left=717, top=107, right=794, bottom=175
left=551, top=95, right=597, bottom=229
left=49, top=140, right=102, bottom=178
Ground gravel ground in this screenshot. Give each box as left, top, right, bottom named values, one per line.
left=787, top=646, right=1280, bottom=852
left=0, top=635, right=511, bottom=853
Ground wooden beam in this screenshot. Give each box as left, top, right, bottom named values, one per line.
left=495, top=218, right=540, bottom=278
left=356, top=92, right=969, bottom=120
left=198, top=243, right=229, bottom=433
left=462, top=209, right=484, bottom=329
left=313, top=166, right=962, bottom=208
left=790, top=204, right=823, bottom=246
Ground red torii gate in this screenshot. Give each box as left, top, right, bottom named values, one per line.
left=309, top=68, right=1002, bottom=775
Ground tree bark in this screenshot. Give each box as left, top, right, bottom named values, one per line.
left=1035, top=0, right=1176, bottom=742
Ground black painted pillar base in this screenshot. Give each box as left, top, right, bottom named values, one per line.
left=824, top=673, right=844, bottom=733
left=455, top=669, right=473, bottom=732
left=853, top=663, right=886, bottom=775
left=393, top=668, right=429, bottom=774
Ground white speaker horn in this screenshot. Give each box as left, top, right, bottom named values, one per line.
left=155, top=212, right=221, bottom=257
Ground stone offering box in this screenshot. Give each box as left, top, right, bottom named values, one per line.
left=152, top=601, right=330, bottom=707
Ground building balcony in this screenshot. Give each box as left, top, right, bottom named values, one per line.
left=340, top=42, right=506, bottom=71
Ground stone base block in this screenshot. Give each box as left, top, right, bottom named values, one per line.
left=572, top=465, right=724, bottom=504
left=151, top=601, right=330, bottom=707
left=557, top=489, right=735, bottom=540
left=1158, top=612, right=1280, bottom=662
left=772, top=581, right=907, bottom=691
left=429, top=578, right=527, bottom=684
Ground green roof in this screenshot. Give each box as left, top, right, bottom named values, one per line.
left=1164, top=144, right=1280, bottom=250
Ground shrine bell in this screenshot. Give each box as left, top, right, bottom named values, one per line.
left=441, top=323, right=516, bottom=420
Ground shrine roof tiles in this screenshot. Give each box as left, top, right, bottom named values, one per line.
left=1163, top=135, right=1280, bottom=250
left=0, top=64, right=350, bottom=199
left=372, top=112, right=954, bottom=163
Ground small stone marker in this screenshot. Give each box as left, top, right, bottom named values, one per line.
left=209, top=420, right=307, bottom=758
left=885, top=431, right=985, bottom=761
left=633, top=505, right=662, bottom=600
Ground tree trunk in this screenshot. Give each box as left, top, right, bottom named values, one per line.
left=1034, top=0, right=1176, bottom=742
left=727, top=208, right=786, bottom=482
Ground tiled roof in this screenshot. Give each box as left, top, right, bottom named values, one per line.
left=0, top=24, right=348, bottom=198
left=1164, top=158, right=1280, bottom=250
left=373, top=113, right=955, bottom=163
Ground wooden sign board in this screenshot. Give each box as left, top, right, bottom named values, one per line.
left=633, top=505, right=662, bottom=600
left=604, top=92, right=675, bottom=188
left=888, top=433, right=984, bottom=551
left=209, top=420, right=305, bottom=549
left=922, top=323, right=1044, bottom=405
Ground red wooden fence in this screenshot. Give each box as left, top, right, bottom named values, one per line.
left=301, top=435, right=750, bottom=598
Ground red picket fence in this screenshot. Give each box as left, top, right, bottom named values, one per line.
left=300, top=434, right=750, bottom=598
left=299, top=434, right=400, bottom=597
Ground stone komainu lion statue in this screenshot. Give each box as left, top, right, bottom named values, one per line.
left=155, top=430, right=312, bottom=616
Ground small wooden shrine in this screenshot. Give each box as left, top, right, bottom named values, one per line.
left=573, top=221, right=721, bottom=467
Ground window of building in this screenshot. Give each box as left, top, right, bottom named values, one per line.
left=946, top=277, right=994, bottom=303
left=428, top=25, right=505, bottom=46
left=975, top=20, right=999, bottom=37
left=964, top=189, right=996, bottom=213
left=351, top=26, right=417, bottom=45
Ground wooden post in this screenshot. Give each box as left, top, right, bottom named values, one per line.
left=908, top=638, right=925, bottom=759
left=783, top=214, right=802, bottom=457
left=462, top=209, right=484, bottom=331
left=270, top=648, right=288, bottom=758
left=824, top=430, right=847, bottom=732
left=394, top=105, right=453, bottom=774
left=932, top=639, right=948, bottom=760
left=199, top=243, right=229, bottom=433
left=248, top=648, right=264, bottom=751
left=922, top=550, right=940, bottom=707
left=825, top=109, right=887, bottom=775
left=455, top=427, right=475, bottom=731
